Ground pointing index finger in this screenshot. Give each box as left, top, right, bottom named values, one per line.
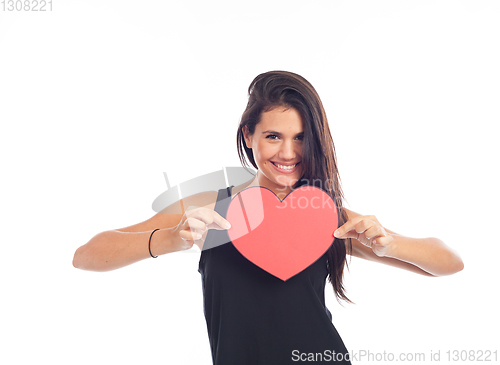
left=185, top=206, right=231, bottom=230
left=333, top=216, right=364, bottom=238
left=210, top=209, right=231, bottom=230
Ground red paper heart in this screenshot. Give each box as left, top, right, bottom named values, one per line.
left=226, top=186, right=338, bottom=281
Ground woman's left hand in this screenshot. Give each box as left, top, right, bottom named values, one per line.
left=333, top=215, right=395, bottom=257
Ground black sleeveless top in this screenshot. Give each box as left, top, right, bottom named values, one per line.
left=198, top=186, right=351, bottom=364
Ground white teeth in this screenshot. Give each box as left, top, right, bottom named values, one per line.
left=274, top=163, right=297, bottom=170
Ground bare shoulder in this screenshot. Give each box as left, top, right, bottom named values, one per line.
left=115, top=190, right=219, bottom=233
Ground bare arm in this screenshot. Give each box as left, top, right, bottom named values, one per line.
left=350, top=232, right=464, bottom=277
left=72, top=227, right=177, bottom=272
left=73, top=191, right=220, bottom=272
left=381, top=233, right=463, bottom=276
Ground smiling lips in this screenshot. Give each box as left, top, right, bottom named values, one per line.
left=271, top=161, right=300, bottom=173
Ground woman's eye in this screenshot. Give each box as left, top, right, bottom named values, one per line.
left=265, top=134, right=303, bottom=140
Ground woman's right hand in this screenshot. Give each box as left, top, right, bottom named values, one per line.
left=170, top=207, right=231, bottom=251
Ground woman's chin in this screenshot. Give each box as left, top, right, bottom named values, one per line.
left=273, top=174, right=301, bottom=189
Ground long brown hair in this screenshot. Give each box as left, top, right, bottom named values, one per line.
left=236, top=70, right=353, bottom=304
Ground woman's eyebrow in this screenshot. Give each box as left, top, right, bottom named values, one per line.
left=262, top=130, right=304, bottom=136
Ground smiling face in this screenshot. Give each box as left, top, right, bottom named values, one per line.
left=243, top=106, right=304, bottom=198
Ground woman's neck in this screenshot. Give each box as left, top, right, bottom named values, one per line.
left=232, top=171, right=295, bottom=200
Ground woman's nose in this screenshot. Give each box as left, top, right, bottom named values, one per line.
left=279, top=140, right=297, bottom=160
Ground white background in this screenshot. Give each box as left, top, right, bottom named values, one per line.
left=1, top=1, right=498, bottom=364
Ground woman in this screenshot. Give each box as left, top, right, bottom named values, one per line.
left=73, top=71, right=464, bottom=364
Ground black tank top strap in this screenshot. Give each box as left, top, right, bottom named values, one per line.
left=199, top=186, right=233, bottom=253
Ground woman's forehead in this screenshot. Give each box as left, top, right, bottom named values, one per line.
left=258, top=107, right=304, bottom=131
